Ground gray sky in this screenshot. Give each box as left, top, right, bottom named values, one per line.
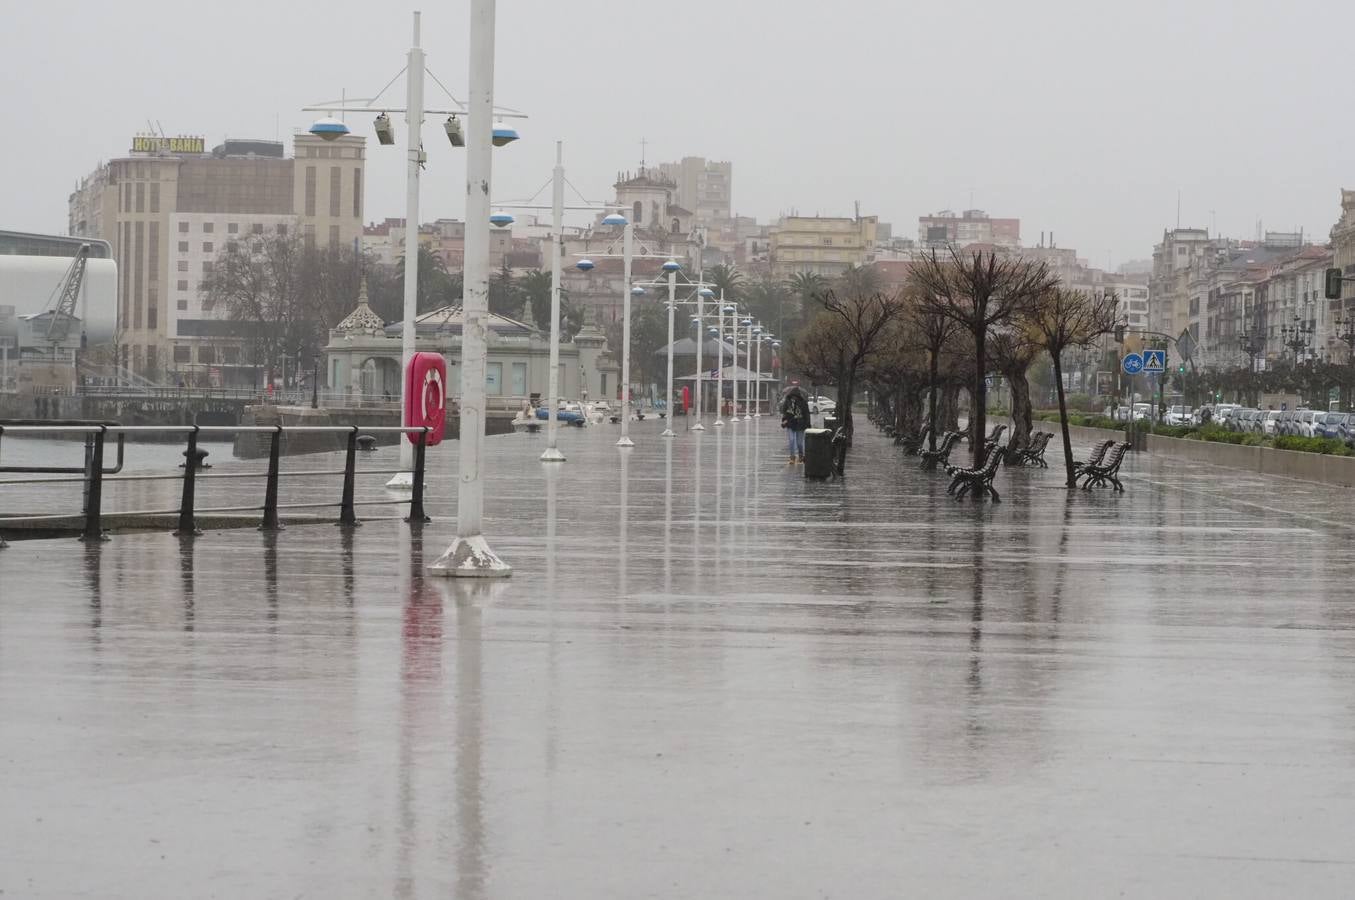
left=5, top=0, right=1354, bottom=265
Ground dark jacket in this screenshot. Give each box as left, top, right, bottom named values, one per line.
left=779, top=387, right=811, bottom=431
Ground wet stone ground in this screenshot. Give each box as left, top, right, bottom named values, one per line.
left=2, top=417, right=1355, bottom=898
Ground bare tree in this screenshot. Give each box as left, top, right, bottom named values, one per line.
left=1025, top=288, right=1120, bottom=486
left=987, top=325, right=1043, bottom=458
left=909, top=249, right=1057, bottom=465
left=903, top=287, right=960, bottom=451
left=806, top=288, right=906, bottom=437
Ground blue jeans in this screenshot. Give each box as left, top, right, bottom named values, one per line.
left=786, top=428, right=806, bottom=457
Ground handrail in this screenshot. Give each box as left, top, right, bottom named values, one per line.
left=0, top=423, right=433, bottom=543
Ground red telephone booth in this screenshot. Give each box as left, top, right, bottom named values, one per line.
left=681, top=385, right=691, bottom=414
left=404, top=352, right=448, bottom=445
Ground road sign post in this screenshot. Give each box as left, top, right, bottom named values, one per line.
left=1121, top=353, right=1144, bottom=376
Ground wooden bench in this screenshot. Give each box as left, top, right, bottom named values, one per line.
left=897, top=425, right=930, bottom=455
left=1011, top=430, right=1053, bottom=467
left=948, top=443, right=1005, bottom=501
left=1079, top=441, right=1130, bottom=491
left=919, top=431, right=962, bottom=469
left=1072, top=439, right=1115, bottom=476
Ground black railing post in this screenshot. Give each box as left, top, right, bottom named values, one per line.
left=339, top=427, right=359, bottom=526
left=81, top=426, right=108, bottom=542
left=260, top=425, right=284, bottom=531
left=176, top=426, right=202, bottom=536
left=407, top=428, right=430, bottom=523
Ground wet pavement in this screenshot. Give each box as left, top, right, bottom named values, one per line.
left=3, top=417, right=1355, bottom=898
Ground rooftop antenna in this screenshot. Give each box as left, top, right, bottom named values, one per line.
left=1176, top=190, right=1181, bottom=229
left=640, top=136, right=647, bottom=168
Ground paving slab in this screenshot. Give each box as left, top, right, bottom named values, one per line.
left=2, top=418, right=1354, bottom=898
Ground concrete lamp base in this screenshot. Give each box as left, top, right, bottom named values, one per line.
left=615, top=436, right=635, bottom=448
left=385, top=471, right=415, bottom=490
left=539, top=447, right=566, bottom=462
left=660, top=429, right=675, bottom=437
left=691, top=423, right=706, bottom=431
left=427, top=534, right=512, bottom=578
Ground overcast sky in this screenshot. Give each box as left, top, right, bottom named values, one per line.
left=5, top=0, right=1353, bottom=266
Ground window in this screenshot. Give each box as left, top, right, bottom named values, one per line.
left=177, top=280, right=188, bottom=291
left=276, top=224, right=287, bottom=236
left=221, top=346, right=239, bottom=363
left=329, top=225, right=340, bottom=247
left=199, top=346, right=216, bottom=364
left=178, top=260, right=188, bottom=272
left=177, top=299, right=188, bottom=311
left=149, top=183, right=160, bottom=214
left=202, top=223, right=214, bottom=234
left=329, top=167, right=341, bottom=217
left=135, top=183, right=145, bottom=213
left=822, top=238, right=833, bottom=245
left=633, top=200, right=642, bottom=224
left=202, top=261, right=213, bottom=273
left=304, top=167, right=317, bottom=216
left=173, top=346, right=190, bottom=363
left=486, top=362, right=503, bottom=395
left=511, top=362, right=527, bottom=396
left=228, top=223, right=239, bottom=234
left=252, top=223, right=264, bottom=235
left=148, top=223, right=159, bottom=283
left=178, top=221, right=189, bottom=234
left=353, top=169, right=362, bottom=218
left=202, top=242, right=213, bottom=253
left=178, top=241, right=189, bottom=252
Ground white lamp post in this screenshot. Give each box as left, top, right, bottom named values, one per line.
left=714, top=298, right=735, bottom=426
left=303, top=10, right=523, bottom=491
left=693, top=286, right=714, bottom=430
left=541, top=142, right=567, bottom=462
left=429, top=0, right=510, bottom=578
left=752, top=325, right=765, bottom=416
left=609, top=214, right=635, bottom=447
left=661, top=259, right=680, bottom=437
left=747, top=318, right=758, bottom=420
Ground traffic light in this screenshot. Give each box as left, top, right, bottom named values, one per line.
left=1113, top=321, right=1125, bottom=343
left=1326, top=267, right=1344, bottom=300
left=1177, top=364, right=1185, bottom=375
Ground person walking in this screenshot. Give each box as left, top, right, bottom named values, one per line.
left=779, top=380, right=811, bottom=465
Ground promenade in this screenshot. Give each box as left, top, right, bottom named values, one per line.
left=3, top=417, right=1354, bottom=898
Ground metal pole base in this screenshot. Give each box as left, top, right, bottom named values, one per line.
left=660, top=429, right=675, bottom=437
left=753, top=413, right=762, bottom=418
left=539, top=446, right=566, bottom=462
left=427, top=534, right=513, bottom=578
left=385, top=471, right=415, bottom=490
left=616, top=436, right=635, bottom=447
left=691, top=423, right=706, bottom=431
left=714, top=419, right=725, bottom=427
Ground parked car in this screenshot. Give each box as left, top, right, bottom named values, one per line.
left=1339, top=416, right=1355, bottom=448
left=1314, top=411, right=1349, bottom=439
left=1294, top=408, right=1317, bottom=437
left=1261, top=409, right=1282, bottom=435
left=1165, top=405, right=1193, bottom=425
left=1226, top=408, right=1258, bottom=432
left=1132, top=402, right=1151, bottom=421
left=809, top=396, right=836, bottom=414
left=1244, top=409, right=1266, bottom=432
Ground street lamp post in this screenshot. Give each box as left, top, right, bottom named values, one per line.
left=752, top=325, right=764, bottom=416
left=661, top=259, right=680, bottom=437
left=617, top=220, right=635, bottom=447
left=742, top=317, right=754, bottom=420
left=429, top=0, right=510, bottom=578
left=541, top=142, right=567, bottom=462
left=693, top=286, right=713, bottom=430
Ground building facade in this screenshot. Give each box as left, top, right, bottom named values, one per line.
left=917, top=210, right=1020, bottom=249
left=68, top=133, right=366, bottom=379
left=769, top=215, right=878, bottom=279
left=657, top=157, right=732, bottom=228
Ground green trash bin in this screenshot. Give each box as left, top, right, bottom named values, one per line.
left=803, top=428, right=834, bottom=480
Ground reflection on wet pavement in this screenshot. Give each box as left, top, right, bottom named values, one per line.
left=3, top=418, right=1355, bottom=897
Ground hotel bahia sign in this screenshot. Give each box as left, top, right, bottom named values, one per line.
left=130, top=135, right=205, bottom=155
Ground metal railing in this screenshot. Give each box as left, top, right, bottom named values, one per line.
left=0, top=423, right=431, bottom=545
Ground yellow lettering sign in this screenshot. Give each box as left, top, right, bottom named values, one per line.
left=131, top=135, right=204, bottom=154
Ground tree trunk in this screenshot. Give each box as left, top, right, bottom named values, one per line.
left=1007, top=371, right=1033, bottom=453
left=1052, top=352, right=1077, bottom=487
left=927, top=348, right=940, bottom=452
left=939, top=383, right=961, bottom=433
left=971, top=326, right=987, bottom=467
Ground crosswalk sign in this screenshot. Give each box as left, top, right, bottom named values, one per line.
left=1142, top=349, right=1166, bottom=372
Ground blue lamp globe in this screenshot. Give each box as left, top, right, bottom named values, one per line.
left=772, top=341, right=782, bottom=349
left=308, top=117, right=350, bottom=141
left=601, top=212, right=627, bottom=226
left=575, top=258, right=595, bottom=272
left=740, top=318, right=753, bottom=327
left=690, top=316, right=701, bottom=327
left=753, top=326, right=763, bottom=334
left=631, top=286, right=646, bottom=296
left=662, top=259, right=681, bottom=273
left=489, top=209, right=514, bottom=227
left=707, top=327, right=720, bottom=336
left=721, top=305, right=736, bottom=314
left=491, top=120, right=520, bottom=147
